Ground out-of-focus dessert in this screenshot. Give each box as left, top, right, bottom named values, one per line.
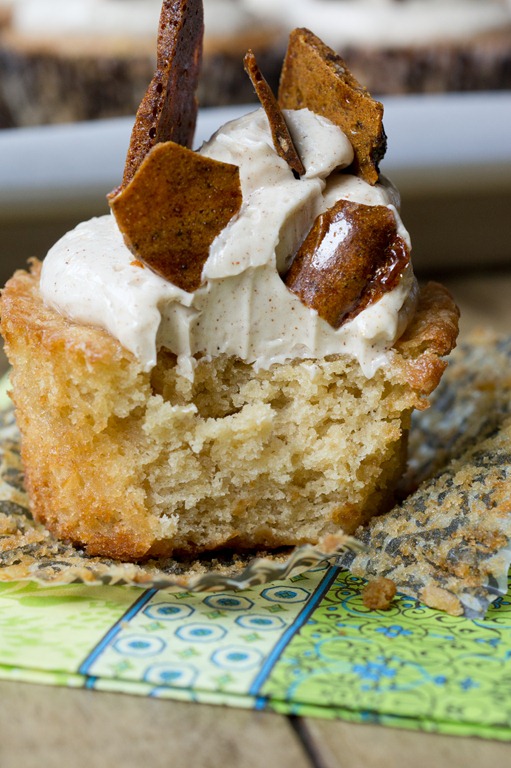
left=0, top=2, right=459, bottom=561
left=0, top=0, right=283, bottom=127
left=243, top=0, right=511, bottom=94
left=3, top=0, right=509, bottom=129
left=0, top=0, right=12, bottom=27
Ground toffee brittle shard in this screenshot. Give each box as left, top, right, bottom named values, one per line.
left=113, top=0, right=204, bottom=194
left=110, top=142, right=242, bottom=291
left=278, top=27, right=386, bottom=185
left=285, top=200, right=410, bottom=328
left=244, top=49, right=305, bottom=177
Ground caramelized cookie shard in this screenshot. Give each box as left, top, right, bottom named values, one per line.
left=243, top=49, right=305, bottom=177
left=278, top=28, right=386, bottom=185
left=115, top=0, right=204, bottom=193
left=285, top=200, right=409, bottom=328
left=110, top=141, right=242, bottom=292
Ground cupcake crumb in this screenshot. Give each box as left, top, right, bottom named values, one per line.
left=362, top=577, right=397, bottom=610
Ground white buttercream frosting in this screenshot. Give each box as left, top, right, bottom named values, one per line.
left=242, top=0, right=511, bottom=47
left=40, top=107, right=418, bottom=378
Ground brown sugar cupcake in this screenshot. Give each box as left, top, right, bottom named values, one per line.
left=0, top=8, right=459, bottom=561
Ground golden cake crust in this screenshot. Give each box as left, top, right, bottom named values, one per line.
left=394, top=279, right=461, bottom=400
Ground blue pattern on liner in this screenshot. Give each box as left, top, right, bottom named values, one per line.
left=249, top=566, right=339, bottom=696
left=78, top=589, right=157, bottom=675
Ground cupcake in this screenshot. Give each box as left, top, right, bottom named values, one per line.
left=243, top=0, right=511, bottom=94
left=0, top=0, right=283, bottom=127
left=0, top=7, right=459, bottom=561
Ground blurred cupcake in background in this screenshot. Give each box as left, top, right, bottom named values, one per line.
left=242, top=0, right=511, bottom=95
left=0, top=0, right=283, bottom=127
left=0, top=0, right=12, bottom=26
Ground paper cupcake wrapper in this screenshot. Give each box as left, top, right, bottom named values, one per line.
left=338, top=419, right=511, bottom=619
left=336, top=332, right=511, bottom=618
left=1, top=332, right=511, bottom=617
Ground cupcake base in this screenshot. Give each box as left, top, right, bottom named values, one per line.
left=0, top=262, right=458, bottom=561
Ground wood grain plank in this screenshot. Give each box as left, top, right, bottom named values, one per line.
left=298, top=719, right=511, bottom=768
left=0, top=680, right=312, bottom=768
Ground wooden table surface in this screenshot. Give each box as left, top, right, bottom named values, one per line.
left=1, top=270, right=511, bottom=767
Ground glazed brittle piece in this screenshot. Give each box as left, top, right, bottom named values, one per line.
left=285, top=200, right=409, bottom=328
